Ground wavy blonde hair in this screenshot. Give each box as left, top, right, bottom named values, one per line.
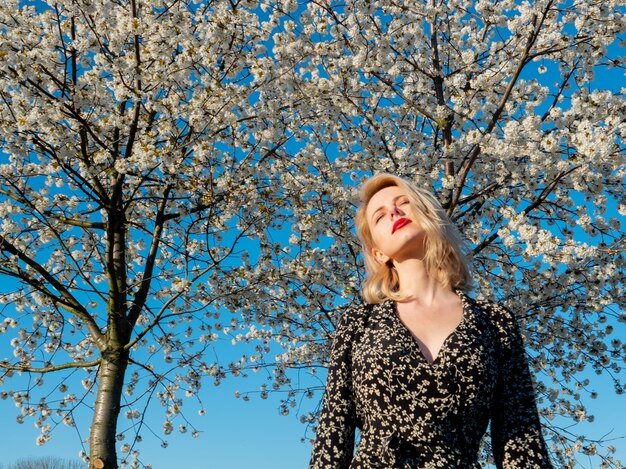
left=355, top=173, right=472, bottom=303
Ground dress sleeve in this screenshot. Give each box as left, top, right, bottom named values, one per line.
left=309, top=308, right=359, bottom=468
left=490, top=303, right=553, bottom=469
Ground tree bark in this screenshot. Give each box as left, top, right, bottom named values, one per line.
left=89, top=347, right=129, bottom=469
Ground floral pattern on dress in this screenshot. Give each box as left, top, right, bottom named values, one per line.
left=310, top=291, right=553, bottom=469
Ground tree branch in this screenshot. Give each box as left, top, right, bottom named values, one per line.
left=0, top=234, right=106, bottom=349
left=0, top=358, right=101, bottom=373
left=448, top=4, right=554, bottom=216
left=126, top=185, right=172, bottom=327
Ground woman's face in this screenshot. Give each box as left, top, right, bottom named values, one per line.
left=365, top=185, right=426, bottom=265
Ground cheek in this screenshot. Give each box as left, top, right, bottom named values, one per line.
left=370, top=223, right=386, bottom=246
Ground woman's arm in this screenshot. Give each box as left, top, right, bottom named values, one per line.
left=309, top=308, right=360, bottom=468
left=490, top=303, right=553, bottom=469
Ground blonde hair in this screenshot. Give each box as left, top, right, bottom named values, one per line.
left=355, top=173, right=472, bottom=303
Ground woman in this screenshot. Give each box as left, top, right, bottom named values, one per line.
left=309, top=174, right=553, bottom=468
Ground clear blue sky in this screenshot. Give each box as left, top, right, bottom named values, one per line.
left=0, top=352, right=314, bottom=468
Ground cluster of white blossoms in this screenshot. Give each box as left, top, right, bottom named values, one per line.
left=0, top=0, right=624, bottom=467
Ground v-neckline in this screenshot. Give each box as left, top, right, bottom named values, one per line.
left=390, top=291, right=467, bottom=366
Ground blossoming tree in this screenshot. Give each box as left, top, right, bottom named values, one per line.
left=0, top=0, right=303, bottom=466
left=0, top=0, right=624, bottom=468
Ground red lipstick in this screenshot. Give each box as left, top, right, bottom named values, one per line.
left=392, top=218, right=412, bottom=234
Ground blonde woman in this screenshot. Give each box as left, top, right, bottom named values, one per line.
left=309, top=174, right=553, bottom=468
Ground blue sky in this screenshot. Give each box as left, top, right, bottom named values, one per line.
left=0, top=333, right=318, bottom=467
left=0, top=375, right=312, bottom=467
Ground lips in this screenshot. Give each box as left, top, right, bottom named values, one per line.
left=392, top=218, right=412, bottom=234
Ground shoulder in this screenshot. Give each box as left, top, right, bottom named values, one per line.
left=471, top=296, right=516, bottom=323
left=330, top=301, right=384, bottom=348
left=470, top=296, right=521, bottom=346
left=325, top=303, right=376, bottom=358
left=334, top=301, right=376, bottom=334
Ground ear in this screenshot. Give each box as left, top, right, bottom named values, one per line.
left=372, top=247, right=391, bottom=266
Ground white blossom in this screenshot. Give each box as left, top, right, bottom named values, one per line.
left=0, top=0, right=623, bottom=467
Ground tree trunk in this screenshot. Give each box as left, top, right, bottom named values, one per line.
left=89, top=347, right=129, bottom=469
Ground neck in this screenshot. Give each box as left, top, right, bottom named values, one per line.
left=393, top=258, right=450, bottom=306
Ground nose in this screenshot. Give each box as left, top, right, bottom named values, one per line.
left=389, top=205, right=404, bottom=219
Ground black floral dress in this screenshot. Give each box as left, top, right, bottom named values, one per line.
left=309, top=291, right=553, bottom=468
